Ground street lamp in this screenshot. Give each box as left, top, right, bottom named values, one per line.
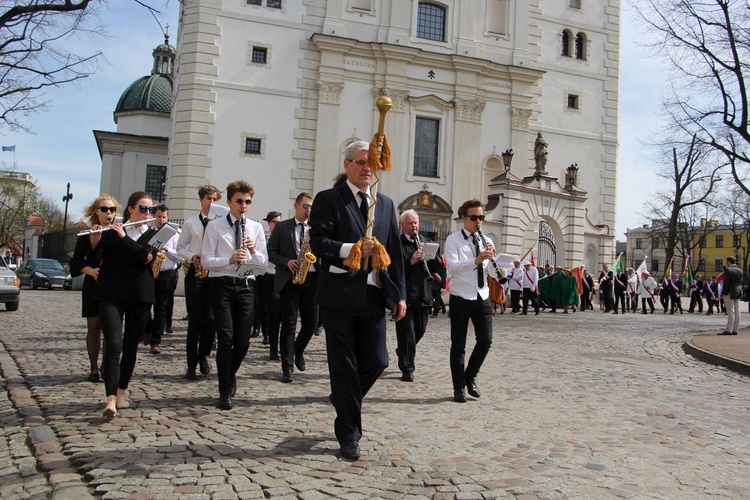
left=501, top=148, right=514, bottom=173
left=61, top=183, right=73, bottom=259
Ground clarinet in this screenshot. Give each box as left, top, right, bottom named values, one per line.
left=412, top=231, right=433, bottom=282
left=476, top=229, right=507, bottom=284
left=240, top=213, right=247, bottom=255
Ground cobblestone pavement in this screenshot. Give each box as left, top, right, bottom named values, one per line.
left=1, top=291, right=749, bottom=499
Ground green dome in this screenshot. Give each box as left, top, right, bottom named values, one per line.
left=114, top=74, right=173, bottom=114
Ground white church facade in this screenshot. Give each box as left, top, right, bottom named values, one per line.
left=102, top=0, right=618, bottom=269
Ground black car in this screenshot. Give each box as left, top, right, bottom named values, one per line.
left=16, top=258, right=73, bottom=290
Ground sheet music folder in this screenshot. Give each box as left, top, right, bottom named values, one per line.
left=147, top=222, right=179, bottom=250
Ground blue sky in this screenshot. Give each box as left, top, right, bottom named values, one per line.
left=0, top=2, right=663, bottom=241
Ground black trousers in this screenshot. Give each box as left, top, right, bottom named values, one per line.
left=210, top=277, right=254, bottom=396
left=510, top=289, right=521, bottom=312
left=321, top=286, right=388, bottom=444
left=395, top=304, right=430, bottom=373
left=151, top=270, right=178, bottom=345
left=601, top=288, right=613, bottom=311
left=522, top=288, right=539, bottom=314
left=614, top=291, right=627, bottom=313
left=689, top=291, right=703, bottom=312
left=641, top=297, right=655, bottom=313
left=671, top=292, right=683, bottom=313
left=432, top=289, right=445, bottom=316
left=580, top=292, right=592, bottom=311
left=100, top=300, right=151, bottom=396
left=184, top=268, right=214, bottom=370
left=261, top=272, right=281, bottom=357
left=279, top=272, right=318, bottom=373
left=448, top=294, right=492, bottom=392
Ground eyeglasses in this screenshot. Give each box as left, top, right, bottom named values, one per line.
left=138, top=205, right=156, bottom=215
left=466, top=215, right=486, bottom=221
left=302, top=203, right=312, bottom=209
left=347, top=159, right=367, bottom=166
left=98, top=206, right=117, bottom=214
left=235, top=198, right=253, bottom=206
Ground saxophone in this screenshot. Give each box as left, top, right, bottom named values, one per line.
left=152, top=252, right=166, bottom=278
left=181, top=259, right=191, bottom=275
left=292, top=224, right=316, bottom=284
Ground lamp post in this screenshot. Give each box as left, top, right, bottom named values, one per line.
left=61, top=183, right=73, bottom=259
left=501, top=148, right=514, bottom=173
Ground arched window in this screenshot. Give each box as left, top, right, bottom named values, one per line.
left=417, top=2, right=446, bottom=42
left=575, top=32, right=587, bottom=60
left=561, top=30, right=572, bottom=57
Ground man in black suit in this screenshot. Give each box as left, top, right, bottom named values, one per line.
left=395, top=209, right=433, bottom=382
left=309, top=140, right=406, bottom=461
left=268, top=192, right=318, bottom=383
left=688, top=273, right=704, bottom=313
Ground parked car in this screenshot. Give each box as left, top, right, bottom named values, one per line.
left=16, top=258, right=73, bottom=290
left=0, top=257, right=20, bottom=311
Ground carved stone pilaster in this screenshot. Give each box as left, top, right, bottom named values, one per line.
left=454, top=98, right=486, bottom=124
left=511, top=107, right=533, bottom=131
left=317, top=81, right=344, bottom=104
left=373, top=88, right=409, bottom=112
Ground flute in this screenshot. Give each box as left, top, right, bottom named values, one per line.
left=76, top=218, right=155, bottom=236
left=476, top=229, right=507, bottom=284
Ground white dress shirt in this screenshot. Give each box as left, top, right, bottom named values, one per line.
left=201, top=214, right=267, bottom=279
left=444, top=229, right=494, bottom=301
left=156, top=230, right=181, bottom=271
left=508, top=266, right=524, bottom=291
left=177, top=212, right=209, bottom=262
left=522, top=266, right=539, bottom=289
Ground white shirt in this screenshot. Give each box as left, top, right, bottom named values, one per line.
left=508, top=266, right=524, bottom=291
left=201, top=215, right=267, bottom=279
left=153, top=228, right=181, bottom=271
left=177, top=212, right=209, bottom=262
left=444, top=229, right=494, bottom=301
left=522, top=266, right=539, bottom=289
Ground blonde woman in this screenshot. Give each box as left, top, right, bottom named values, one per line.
left=69, top=194, right=118, bottom=382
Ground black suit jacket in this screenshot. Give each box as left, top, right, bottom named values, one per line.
left=309, top=182, right=405, bottom=311
left=94, top=227, right=155, bottom=304
left=400, top=233, right=433, bottom=307
left=268, top=217, right=306, bottom=295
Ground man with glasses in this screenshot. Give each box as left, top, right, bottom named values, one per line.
left=201, top=181, right=267, bottom=410
left=444, top=199, right=495, bottom=403
left=268, top=192, right=318, bottom=383
left=177, top=185, right=221, bottom=381
left=309, top=140, right=406, bottom=461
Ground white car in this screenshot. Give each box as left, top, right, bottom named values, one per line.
left=0, top=258, right=20, bottom=311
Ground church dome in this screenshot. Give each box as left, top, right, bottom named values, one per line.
left=114, top=33, right=175, bottom=115
left=115, top=74, right=173, bottom=114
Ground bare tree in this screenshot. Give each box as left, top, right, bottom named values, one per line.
left=642, top=135, right=722, bottom=277
left=633, top=0, right=750, bottom=195
left=0, top=169, right=34, bottom=249
left=722, top=187, right=750, bottom=274
left=0, top=0, right=169, bottom=131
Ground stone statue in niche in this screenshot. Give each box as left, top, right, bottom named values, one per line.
left=534, top=132, right=548, bottom=176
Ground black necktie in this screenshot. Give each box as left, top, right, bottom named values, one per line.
left=200, top=214, right=208, bottom=234
left=234, top=220, right=241, bottom=250
left=472, top=234, right=484, bottom=288
left=358, top=191, right=369, bottom=223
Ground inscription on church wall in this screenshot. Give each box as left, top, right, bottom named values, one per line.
left=482, top=79, right=511, bottom=93
left=343, top=57, right=376, bottom=73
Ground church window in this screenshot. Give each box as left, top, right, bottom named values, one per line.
left=714, top=259, right=723, bottom=272
left=561, top=30, right=572, bottom=57
left=486, top=0, right=508, bottom=36
left=245, top=138, right=262, bottom=155
left=252, top=47, right=267, bottom=64
left=145, top=165, right=166, bottom=203
left=267, top=0, right=282, bottom=7
left=715, top=235, right=724, bottom=248
left=567, top=94, right=579, bottom=110
left=413, top=117, right=440, bottom=177
left=575, top=32, right=587, bottom=60
left=417, top=3, right=446, bottom=42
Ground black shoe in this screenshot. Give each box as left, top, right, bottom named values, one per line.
left=295, top=352, right=306, bottom=372
left=281, top=371, right=293, bottom=383
left=87, top=371, right=100, bottom=383
left=270, top=353, right=279, bottom=361
left=262, top=335, right=269, bottom=345
left=453, top=389, right=467, bottom=403
left=166, top=327, right=174, bottom=334
left=184, top=368, right=197, bottom=380
left=339, top=440, right=360, bottom=460
left=466, top=378, right=480, bottom=398
left=313, top=326, right=323, bottom=337
left=230, top=376, right=237, bottom=397
left=218, top=394, right=233, bottom=410
left=250, top=328, right=260, bottom=338
left=431, top=314, right=437, bottom=318
left=401, top=372, right=414, bottom=382
left=199, top=356, right=211, bottom=375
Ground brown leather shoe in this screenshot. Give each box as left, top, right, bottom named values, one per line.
left=150, top=344, right=161, bottom=354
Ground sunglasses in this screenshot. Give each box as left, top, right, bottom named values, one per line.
left=348, top=159, right=367, bottom=166
left=138, top=205, right=156, bottom=215
left=235, top=198, right=253, bottom=206
left=302, top=203, right=312, bottom=209
left=467, top=215, right=486, bottom=221
left=98, top=206, right=117, bottom=214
